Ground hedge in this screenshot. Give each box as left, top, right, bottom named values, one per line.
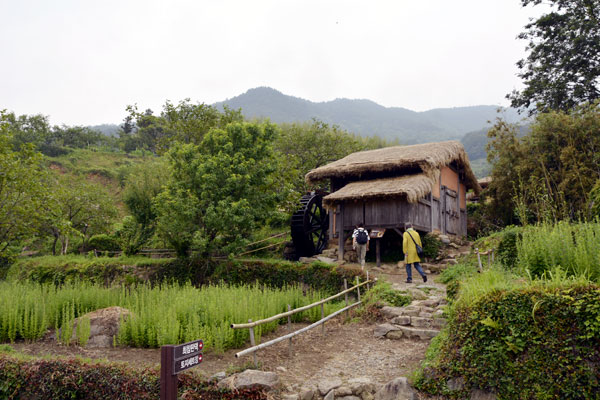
left=8, top=256, right=365, bottom=294
left=0, top=352, right=266, bottom=400
left=415, top=285, right=600, bottom=399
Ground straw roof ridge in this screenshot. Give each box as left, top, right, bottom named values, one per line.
left=306, top=140, right=480, bottom=193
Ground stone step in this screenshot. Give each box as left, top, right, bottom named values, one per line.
left=390, top=316, right=447, bottom=329
left=386, top=326, right=440, bottom=340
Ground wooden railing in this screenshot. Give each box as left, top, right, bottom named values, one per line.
left=474, top=247, right=495, bottom=272
left=231, top=274, right=375, bottom=365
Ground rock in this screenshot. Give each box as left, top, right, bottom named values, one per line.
left=374, top=323, right=400, bottom=338
left=397, top=326, right=439, bottom=340
left=449, top=242, right=461, bottom=249
left=415, top=284, right=438, bottom=290
left=410, top=317, right=433, bottom=328
left=380, top=306, right=404, bottom=318
left=374, top=377, right=417, bottom=400
left=217, top=369, right=280, bottom=391
left=338, top=396, right=361, bottom=400
left=324, top=390, right=335, bottom=400
left=209, top=371, right=226, bottom=382
left=447, top=376, right=465, bottom=391
left=282, top=395, right=299, bottom=400
left=386, top=330, right=404, bottom=340
left=390, top=315, right=411, bottom=325
left=399, top=308, right=421, bottom=317
left=348, top=377, right=376, bottom=396
left=299, top=387, right=317, bottom=400
left=277, top=366, right=288, bottom=373
left=418, top=311, right=433, bottom=318
left=443, top=258, right=459, bottom=265
left=318, top=378, right=343, bottom=396
left=470, top=389, right=497, bottom=400
left=407, top=288, right=428, bottom=300
left=316, top=256, right=337, bottom=264
left=299, top=257, right=318, bottom=263
left=69, top=306, right=131, bottom=348
left=420, top=298, right=441, bottom=308
left=439, top=235, right=451, bottom=244
left=335, top=386, right=353, bottom=396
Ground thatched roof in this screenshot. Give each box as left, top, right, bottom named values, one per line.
left=305, top=140, right=480, bottom=193
left=323, top=173, right=434, bottom=208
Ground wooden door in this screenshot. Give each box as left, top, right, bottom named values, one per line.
left=444, top=188, right=459, bottom=235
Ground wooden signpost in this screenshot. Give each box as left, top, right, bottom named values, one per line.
left=160, top=339, right=203, bottom=400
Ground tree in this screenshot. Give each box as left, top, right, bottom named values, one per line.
left=122, top=100, right=243, bottom=154
left=509, top=0, right=600, bottom=114
left=154, top=121, right=279, bottom=257
left=0, top=112, right=50, bottom=257
left=274, top=119, right=394, bottom=198
left=486, top=102, right=600, bottom=225
left=41, top=175, right=118, bottom=255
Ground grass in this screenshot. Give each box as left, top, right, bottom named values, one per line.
left=0, top=281, right=344, bottom=353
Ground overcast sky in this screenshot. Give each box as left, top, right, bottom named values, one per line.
left=0, top=0, right=544, bottom=126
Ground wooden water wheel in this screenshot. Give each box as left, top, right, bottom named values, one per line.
left=290, top=192, right=329, bottom=258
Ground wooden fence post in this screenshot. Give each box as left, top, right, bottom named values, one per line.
left=248, top=319, right=257, bottom=367
left=344, top=279, right=349, bottom=319
left=476, top=248, right=483, bottom=272
left=356, top=276, right=361, bottom=302
left=287, top=304, right=292, bottom=357
left=321, top=303, right=325, bottom=336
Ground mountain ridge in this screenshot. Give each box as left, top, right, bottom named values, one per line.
left=214, top=87, right=522, bottom=144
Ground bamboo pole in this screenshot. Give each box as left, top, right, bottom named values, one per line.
left=231, top=279, right=372, bottom=329
left=235, top=301, right=362, bottom=358
left=248, top=319, right=257, bottom=367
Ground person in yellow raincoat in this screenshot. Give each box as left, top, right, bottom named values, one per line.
left=402, top=222, right=427, bottom=283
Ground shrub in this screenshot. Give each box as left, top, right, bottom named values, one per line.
left=0, top=353, right=266, bottom=399
left=496, top=226, right=522, bottom=270
left=421, top=233, right=442, bottom=259
left=415, top=278, right=600, bottom=399
left=87, top=234, right=121, bottom=252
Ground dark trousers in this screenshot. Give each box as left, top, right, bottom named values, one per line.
left=405, top=262, right=426, bottom=282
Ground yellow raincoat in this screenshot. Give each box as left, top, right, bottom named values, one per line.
left=402, top=228, right=422, bottom=264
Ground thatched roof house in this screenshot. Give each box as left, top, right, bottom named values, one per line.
left=305, top=141, right=479, bottom=263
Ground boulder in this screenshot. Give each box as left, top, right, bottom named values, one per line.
left=391, top=316, right=411, bottom=326
left=217, top=369, right=280, bottom=391
left=386, top=330, right=404, bottom=340
left=439, top=235, right=451, bottom=244
left=70, top=306, right=131, bottom=348
left=380, top=306, right=405, bottom=318
left=347, top=377, right=377, bottom=396
left=316, top=256, right=337, bottom=264
left=209, top=371, right=226, bottom=382
left=335, top=386, right=353, bottom=396
left=374, top=377, right=416, bottom=400
left=407, top=288, right=428, bottom=300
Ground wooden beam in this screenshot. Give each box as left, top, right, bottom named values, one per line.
left=338, top=203, right=345, bottom=261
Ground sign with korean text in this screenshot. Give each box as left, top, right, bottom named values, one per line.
left=172, top=339, right=203, bottom=375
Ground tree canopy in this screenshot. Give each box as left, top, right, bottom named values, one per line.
left=509, top=0, right=600, bottom=114
left=154, top=121, right=280, bottom=257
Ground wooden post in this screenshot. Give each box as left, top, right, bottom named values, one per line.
left=321, top=303, right=325, bottom=336
left=491, top=249, right=495, bottom=263
left=376, top=239, right=381, bottom=268
left=287, top=305, right=292, bottom=357
left=366, top=271, right=370, bottom=290
left=356, top=276, right=361, bottom=302
left=338, top=204, right=345, bottom=261
left=248, top=319, right=257, bottom=367
left=160, top=345, right=178, bottom=400
left=476, top=248, right=483, bottom=272
left=344, top=279, right=349, bottom=319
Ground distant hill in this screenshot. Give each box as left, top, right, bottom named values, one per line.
left=461, top=124, right=531, bottom=178
left=89, top=124, right=120, bottom=137
left=214, top=87, right=522, bottom=144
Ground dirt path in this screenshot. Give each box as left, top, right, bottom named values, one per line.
left=9, top=261, right=446, bottom=397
